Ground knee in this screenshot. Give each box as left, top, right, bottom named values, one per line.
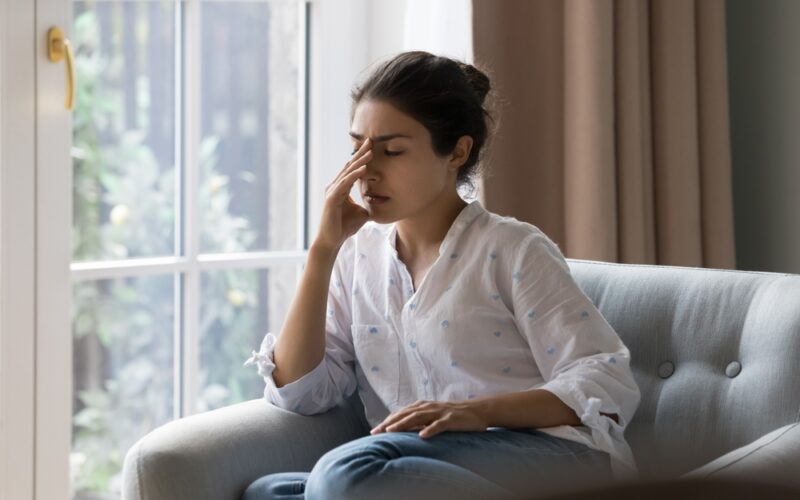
left=242, top=472, right=306, bottom=500
left=305, top=439, right=393, bottom=500
left=305, top=450, right=362, bottom=500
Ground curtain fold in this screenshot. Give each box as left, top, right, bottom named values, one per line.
left=473, top=0, right=736, bottom=268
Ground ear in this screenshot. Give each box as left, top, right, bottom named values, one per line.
left=448, top=135, right=473, bottom=173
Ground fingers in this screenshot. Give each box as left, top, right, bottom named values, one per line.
left=419, top=419, right=447, bottom=439
left=332, top=138, right=372, bottom=185
left=374, top=409, right=437, bottom=434
left=370, top=401, right=431, bottom=434
left=330, top=163, right=368, bottom=201
left=370, top=411, right=404, bottom=434
left=385, top=413, right=422, bottom=432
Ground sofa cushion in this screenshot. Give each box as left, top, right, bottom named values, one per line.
left=682, top=422, right=800, bottom=488
left=565, top=259, right=800, bottom=479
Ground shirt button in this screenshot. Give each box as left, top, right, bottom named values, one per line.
left=422, top=378, right=429, bottom=385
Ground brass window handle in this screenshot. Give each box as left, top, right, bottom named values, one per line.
left=47, top=27, right=75, bottom=110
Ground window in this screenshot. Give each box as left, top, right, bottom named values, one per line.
left=69, top=0, right=308, bottom=496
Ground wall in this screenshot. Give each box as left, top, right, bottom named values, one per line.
left=727, top=0, right=800, bottom=274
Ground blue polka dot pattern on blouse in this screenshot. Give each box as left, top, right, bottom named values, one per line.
left=371, top=366, right=380, bottom=372
left=369, top=326, right=379, bottom=334
left=581, top=310, right=590, bottom=319
left=249, top=200, right=641, bottom=477
left=450, top=252, right=459, bottom=259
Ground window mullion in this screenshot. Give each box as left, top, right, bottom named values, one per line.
left=298, top=0, right=310, bottom=250
left=173, top=0, right=185, bottom=423
left=181, top=0, right=202, bottom=419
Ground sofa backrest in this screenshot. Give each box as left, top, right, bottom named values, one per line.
left=566, top=258, right=800, bottom=479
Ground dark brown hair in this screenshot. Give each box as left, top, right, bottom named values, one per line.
left=351, top=51, right=495, bottom=194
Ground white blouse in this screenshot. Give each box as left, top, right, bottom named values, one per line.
left=245, top=199, right=641, bottom=480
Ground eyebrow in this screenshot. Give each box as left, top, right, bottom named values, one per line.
left=349, top=132, right=412, bottom=143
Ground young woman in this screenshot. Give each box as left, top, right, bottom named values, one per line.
left=243, top=51, right=641, bottom=500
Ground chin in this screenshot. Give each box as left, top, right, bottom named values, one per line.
left=368, top=213, right=396, bottom=224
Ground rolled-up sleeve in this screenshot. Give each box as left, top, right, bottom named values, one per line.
left=510, top=232, right=641, bottom=451
left=244, top=242, right=358, bottom=415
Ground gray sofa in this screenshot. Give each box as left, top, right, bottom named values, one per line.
left=122, top=259, right=800, bottom=499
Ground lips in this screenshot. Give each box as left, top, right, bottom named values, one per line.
left=363, top=191, right=390, bottom=204
left=364, top=191, right=390, bottom=201
left=364, top=190, right=388, bottom=198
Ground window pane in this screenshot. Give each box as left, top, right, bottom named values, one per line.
left=199, top=1, right=301, bottom=253
left=198, top=266, right=298, bottom=412
left=71, top=275, right=175, bottom=499
left=72, top=1, right=177, bottom=262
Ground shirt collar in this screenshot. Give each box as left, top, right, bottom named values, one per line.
left=385, top=199, right=484, bottom=256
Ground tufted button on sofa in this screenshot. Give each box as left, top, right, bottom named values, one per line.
left=122, top=259, right=800, bottom=499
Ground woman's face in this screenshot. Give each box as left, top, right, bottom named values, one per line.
left=350, top=99, right=466, bottom=224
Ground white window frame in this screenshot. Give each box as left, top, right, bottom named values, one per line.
left=1, top=0, right=376, bottom=497
left=62, top=0, right=382, bottom=422
left=68, top=0, right=316, bottom=419
left=1, top=0, right=38, bottom=497
left=2, top=0, right=73, bottom=498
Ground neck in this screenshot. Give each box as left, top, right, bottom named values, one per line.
left=395, top=192, right=468, bottom=259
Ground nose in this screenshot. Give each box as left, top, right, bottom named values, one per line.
left=362, top=157, right=380, bottom=182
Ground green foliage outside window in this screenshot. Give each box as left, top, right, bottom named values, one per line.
left=70, top=8, right=266, bottom=498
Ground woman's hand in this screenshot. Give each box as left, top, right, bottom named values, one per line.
left=313, top=138, right=374, bottom=251
left=370, top=400, right=489, bottom=439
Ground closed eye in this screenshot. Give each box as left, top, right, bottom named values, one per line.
left=350, top=149, right=403, bottom=157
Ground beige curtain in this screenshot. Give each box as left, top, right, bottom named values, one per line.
left=473, top=0, right=736, bottom=269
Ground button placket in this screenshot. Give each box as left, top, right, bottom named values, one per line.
left=402, top=303, right=430, bottom=398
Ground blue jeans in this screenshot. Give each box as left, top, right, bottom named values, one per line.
left=242, top=427, right=612, bottom=500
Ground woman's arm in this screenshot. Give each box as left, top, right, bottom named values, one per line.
left=468, top=389, right=619, bottom=429
left=271, top=243, right=338, bottom=387
left=271, top=137, right=373, bottom=387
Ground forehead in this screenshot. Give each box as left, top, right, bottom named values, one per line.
left=350, top=100, right=422, bottom=139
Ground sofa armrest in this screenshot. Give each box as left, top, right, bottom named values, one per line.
left=122, top=394, right=369, bottom=500
left=682, top=422, right=800, bottom=488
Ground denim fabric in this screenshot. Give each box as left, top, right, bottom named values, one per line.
left=242, top=427, right=612, bottom=500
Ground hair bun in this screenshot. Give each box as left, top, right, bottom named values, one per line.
left=459, top=62, right=491, bottom=104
